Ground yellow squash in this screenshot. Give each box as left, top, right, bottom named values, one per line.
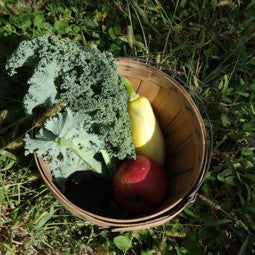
left=124, top=79, right=166, bottom=166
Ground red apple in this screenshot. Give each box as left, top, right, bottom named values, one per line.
left=112, top=155, right=167, bottom=213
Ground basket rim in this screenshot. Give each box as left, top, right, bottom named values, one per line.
left=34, top=58, right=212, bottom=227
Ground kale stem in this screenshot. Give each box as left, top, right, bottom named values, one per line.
left=123, top=78, right=139, bottom=102
left=56, top=137, right=102, bottom=174
left=100, top=149, right=110, bottom=169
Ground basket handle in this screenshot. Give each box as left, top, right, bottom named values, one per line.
left=116, top=57, right=213, bottom=203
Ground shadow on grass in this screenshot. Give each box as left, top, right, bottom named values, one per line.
left=0, top=35, right=35, bottom=168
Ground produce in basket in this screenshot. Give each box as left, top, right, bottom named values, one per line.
left=111, top=80, right=167, bottom=213
left=6, top=35, right=136, bottom=190
left=124, top=79, right=166, bottom=166
left=6, top=35, right=168, bottom=214
left=112, top=155, right=167, bottom=213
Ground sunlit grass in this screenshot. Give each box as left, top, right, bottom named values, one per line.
left=0, top=0, right=254, bottom=254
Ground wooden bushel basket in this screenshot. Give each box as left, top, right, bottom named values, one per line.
left=35, top=59, right=212, bottom=231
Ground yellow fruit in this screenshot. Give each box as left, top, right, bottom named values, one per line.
left=124, top=78, right=166, bottom=166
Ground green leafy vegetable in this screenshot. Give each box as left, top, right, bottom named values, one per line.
left=7, top=35, right=136, bottom=189
left=25, top=108, right=103, bottom=190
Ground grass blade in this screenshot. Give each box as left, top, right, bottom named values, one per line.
left=238, top=236, right=249, bottom=255
left=34, top=207, right=55, bottom=230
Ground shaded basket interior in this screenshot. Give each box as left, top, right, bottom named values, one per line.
left=35, top=59, right=206, bottom=226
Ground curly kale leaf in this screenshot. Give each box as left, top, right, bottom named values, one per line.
left=7, top=35, right=135, bottom=180
left=6, top=36, right=59, bottom=114
left=24, top=60, right=58, bottom=114
left=25, top=108, right=103, bottom=190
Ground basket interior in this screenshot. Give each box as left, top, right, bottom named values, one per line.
left=36, top=59, right=206, bottom=221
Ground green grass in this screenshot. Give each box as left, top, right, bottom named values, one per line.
left=0, top=0, right=255, bottom=254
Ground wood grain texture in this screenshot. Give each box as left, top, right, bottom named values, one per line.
left=136, top=80, right=160, bottom=103
left=167, top=170, right=195, bottom=195
left=166, top=136, right=196, bottom=175
left=123, top=75, right=141, bottom=92
left=151, top=87, right=181, bottom=132
left=165, top=110, right=193, bottom=156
